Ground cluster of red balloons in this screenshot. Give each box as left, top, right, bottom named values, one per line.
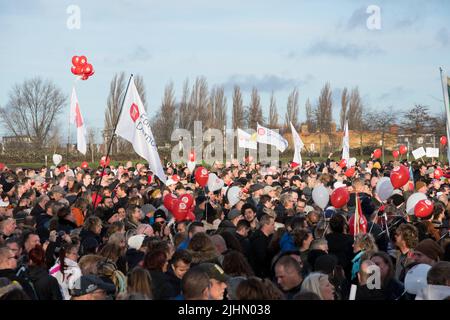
left=71, top=55, right=95, bottom=80
left=390, top=165, right=410, bottom=188
left=195, top=166, right=209, bottom=187
left=392, top=145, right=407, bottom=159
left=331, top=187, right=349, bottom=208
left=163, top=193, right=195, bottom=222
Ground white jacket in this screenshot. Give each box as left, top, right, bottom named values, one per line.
left=49, top=258, right=82, bottom=300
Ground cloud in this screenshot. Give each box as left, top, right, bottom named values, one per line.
left=435, top=27, right=450, bottom=47
left=346, top=6, right=367, bottom=30
left=128, top=45, right=152, bottom=62
left=377, top=86, right=409, bottom=102
left=221, top=74, right=314, bottom=92
left=394, top=16, right=420, bottom=29
left=304, top=40, right=385, bottom=59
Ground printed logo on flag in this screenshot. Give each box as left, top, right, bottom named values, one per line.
left=130, top=103, right=140, bottom=122
left=258, top=128, right=265, bottom=135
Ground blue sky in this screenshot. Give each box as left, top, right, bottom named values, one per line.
left=0, top=0, right=449, bottom=142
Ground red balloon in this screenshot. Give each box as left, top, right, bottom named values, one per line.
left=339, top=159, right=347, bottom=168
left=195, top=166, right=209, bottom=187
left=440, top=136, right=447, bottom=146
left=81, top=74, right=89, bottom=80
left=74, top=66, right=83, bottom=75
left=189, top=151, right=195, bottom=162
left=392, top=150, right=400, bottom=159
left=434, top=168, right=443, bottom=179
left=399, top=145, right=408, bottom=155
left=100, top=156, right=110, bottom=167
left=345, top=167, right=355, bottom=178
left=414, top=199, right=434, bottom=218
left=72, top=56, right=80, bottom=66
left=81, top=161, right=89, bottom=169
left=373, top=149, right=382, bottom=159
left=83, top=63, right=93, bottom=75
left=291, top=162, right=299, bottom=169
left=172, top=199, right=189, bottom=222
left=71, top=66, right=77, bottom=75
left=163, top=193, right=178, bottom=211
left=180, top=194, right=194, bottom=209
left=390, top=165, right=410, bottom=188
left=78, top=55, right=87, bottom=66
left=185, top=210, right=195, bottom=221
left=330, top=187, right=350, bottom=209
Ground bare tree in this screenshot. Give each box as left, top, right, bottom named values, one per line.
left=268, top=92, right=279, bottom=128
left=0, top=77, right=66, bottom=148
left=366, top=109, right=397, bottom=162
left=178, top=79, right=192, bottom=130
left=348, top=87, right=364, bottom=156
left=212, top=86, right=227, bottom=129
left=189, top=77, right=209, bottom=126
left=134, top=75, right=148, bottom=110
left=401, top=104, right=434, bottom=135
left=232, top=85, right=245, bottom=129
left=315, top=83, right=333, bottom=157
left=152, top=82, right=177, bottom=145
left=340, top=87, right=349, bottom=131
left=285, top=88, right=300, bottom=132
left=305, top=98, right=316, bottom=133
left=47, top=125, right=62, bottom=153
left=87, top=127, right=97, bottom=162
left=246, top=87, right=264, bottom=128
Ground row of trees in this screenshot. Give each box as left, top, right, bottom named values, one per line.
left=0, top=75, right=446, bottom=158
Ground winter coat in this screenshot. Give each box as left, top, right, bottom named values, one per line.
left=248, top=229, right=272, bottom=278
left=79, top=229, right=101, bottom=255
left=0, top=268, right=38, bottom=300
left=28, top=265, right=62, bottom=300
left=187, top=247, right=221, bottom=267
left=216, top=220, right=236, bottom=235
left=49, top=257, right=82, bottom=300
left=325, top=232, right=354, bottom=280
left=149, top=270, right=174, bottom=300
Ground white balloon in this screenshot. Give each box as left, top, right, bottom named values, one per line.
left=404, top=264, right=431, bottom=295
left=52, top=154, right=62, bottom=166
left=207, top=173, right=224, bottom=192
left=187, top=161, right=196, bottom=173
left=375, top=177, right=394, bottom=201
left=406, top=192, right=428, bottom=215
left=227, top=186, right=242, bottom=207
left=312, top=185, right=329, bottom=210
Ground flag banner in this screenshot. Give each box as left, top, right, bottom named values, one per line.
left=70, top=87, right=87, bottom=155
left=116, top=76, right=167, bottom=182
left=256, top=123, right=288, bottom=152
left=412, top=147, right=426, bottom=160
left=425, top=147, right=439, bottom=158
left=237, top=128, right=257, bottom=150
left=342, top=119, right=349, bottom=161
left=441, top=73, right=450, bottom=161
left=290, top=122, right=304, bottom=166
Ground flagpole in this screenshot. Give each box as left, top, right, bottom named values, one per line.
left=439, top=67, right=450, bottom=164
left=92, top=74, right=134, bottom=210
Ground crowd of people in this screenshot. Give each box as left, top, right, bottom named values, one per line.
left=0, top=156, right=449, bottom=300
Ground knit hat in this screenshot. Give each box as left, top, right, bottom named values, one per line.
left=414, top=239, right=444, bottom=262
left=227, top=209, right=241, bottom=221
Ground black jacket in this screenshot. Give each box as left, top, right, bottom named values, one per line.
left=165, top=267, right=182, bottom=299
left=355, top=284, right=385, bottom=300
left=30, top=204, right=45, bottom=217
left=248, top=229, right=272, bottom=279
left=79, top=229, right=101, bottom=255
left=0, top=268, right=38, bottom=300
left=126, top=249, right=144, bottom=270
left=325, top=232, right=354, bottom=280
left=28, top=266, right=62, bottom=300
left=149, top=270, right=174, bottom=300
left=235, top=233, right=251, bottom=257
left=57, top=218, right=78, bottom=235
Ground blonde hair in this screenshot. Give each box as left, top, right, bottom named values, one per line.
left=300, top=272, right=329, bottom=300
left=354, top=233, right=378, bottom=252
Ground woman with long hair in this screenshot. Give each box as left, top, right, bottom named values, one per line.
left=124, top=267, right=153, bottom=299
left=370, top=251, right=405, bottom=300
left=49, top=243, right=82, bottom=300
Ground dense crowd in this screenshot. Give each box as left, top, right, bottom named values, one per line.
left=0, top=157, right=449, bottom=300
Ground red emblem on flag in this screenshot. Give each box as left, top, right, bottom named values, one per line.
left=75, top=103, right=83, bottom=128
left=130, top=103, right=140, bottom=122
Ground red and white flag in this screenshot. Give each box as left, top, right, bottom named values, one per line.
left=70, top=87, right=87, bottom=155
left=115, top=76, right=167, bottom=182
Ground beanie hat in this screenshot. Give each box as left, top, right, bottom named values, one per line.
left=414, top=239, right=444, bottom=262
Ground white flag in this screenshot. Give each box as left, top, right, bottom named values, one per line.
left=237, top=128, right=257, bottom=150
left=342, top=119, right=349, bottom=161
left=256, top=123, right=288, bottom=152
left=70, top=87, right=86, bottom=155
left=290, top=122, right=303, bottom=166
left=441, top=71, right=450, bottom=162
left=115, top=76, right=167, bottom=182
